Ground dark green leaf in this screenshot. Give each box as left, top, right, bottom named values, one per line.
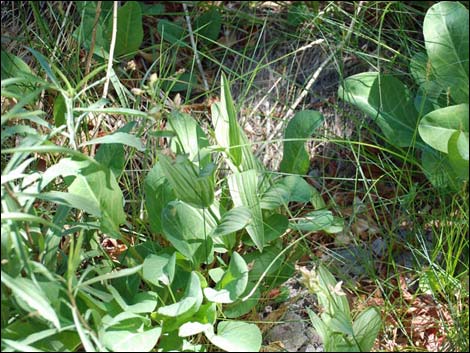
left=107, top=1, right=143, bottom=57
left=280, top=110, right=324, bottom=174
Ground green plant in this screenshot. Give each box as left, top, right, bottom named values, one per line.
left=1, top=41, right=341, bottom=351
left=338, top=1, right=469, bottom=190
left=300, top=265, right=381, bottom=352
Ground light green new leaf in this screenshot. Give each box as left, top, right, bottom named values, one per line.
left=205, top=321, right=262, bottom=352
left=159, top=154, right=214, bottom=208
left=81, top=132, right=145, bottom=152
left=353, top=306, right=381, bottom=352
left=106, top=1, right=143, bottom=57
left=418, top=103, right=469, bottom=154
left=102, top=327, right=161, bottom=352
left=142, top=252, right=176, bottom=286
left=1, top=272, right=60, bottom=329
left=162, top=201, right=214, bottom=265
left=424, top=1, right=469, bottom=104
left=203, top=252, right=248, bottom=303
left=228, top=170, right=264, bottom=251
left=280, top=110, right=324, bottom=175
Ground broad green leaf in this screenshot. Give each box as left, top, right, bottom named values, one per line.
left=1, top=212, right=62, bottom=232
left=161, top=72, right=197, bottom=93
left=1, top=272, right=60, bottom=329
left=53, top=94, right=66, bottom=127
left=159, top=154, right=214, bottom=208
left=353, top=307, right=381, bottom=352
left=418, top=103, right=469, bottom=154
left=203, top=252, right=248, bottom=303
left=102, top=327, right=161, bottom=352
left=81, top=132, right=145, bottom=152
left=224, top=284, right=261, bottom=319
left=144, top=162, right=176, bottom=234
left=26, top=191, right=101, bottom=217
left=80, top=265, right=143, bottom=287
left=205, top=321, right=262, bottom=352
left=289, top=210, right=333, bottom=232
left=167, top=111, right=210, bottom=167
left=368, top=75, right=420, bottom=147
left=158, top=19, right=186, bottom=46
left=126, top=292, right=158, bottom=314
left=2, top=339, right=44, bottom=352
left=243, top=246, right=285, bottom=283
left=27, top=48, right=61, bottom=88
left=179, top=322, right=213, bottom=337
left=421, top=147, right=458, bottom=190
left=106, top=1, right=143, bottom=57
left=448, top=131, right=469, bottom=181
left=68, top=161, right=125, bottom=237
left=410, top=52, right=434, bottom=86
left=339, top=73, right=419, bottom=147
left=263, top=213, right=289, bottom=243
left=423, top=1, right=469, bottom=104
left=228, top=170, right=264, bottom=251
left=156, top=272, right=203, bottom=332
left=280, top=110, right=324, bottom=174
left=261, top=175, right=318, bottom=209
left=162, top=201, right=214, bottom=265
left=221, top=73, right=242, bottom=166
left=75, top=1, right=112, bottom=54
left=307, top=308, right=329, bottom=347
left=140, top=3, right=165, bottom=16
left=317, top=265, right=350, bottom=317
left=95, top=122, right=135, bottom=179
left=260, top=183, right=290, bottom=210
left=142, top=252, right=176, bottom=286
left=211, top=206, right=251, bottom=238
left=328, top=310, right=354, bottom=336
left=211, top=102, right=259, bottom=172
left=189, top=302, right=217, bottom=325
left=194, top=7, right=222, bottom=42
left=1, top=50, right=38, bottom=95
left=414, top=80, right=445, bottom=116
left=282, top=175, right=316, bottom=201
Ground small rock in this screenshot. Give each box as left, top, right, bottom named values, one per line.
left=265, top=312, right=308, bottom=352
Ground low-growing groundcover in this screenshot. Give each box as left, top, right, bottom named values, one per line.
left=1, top=1, right=469, bottom=352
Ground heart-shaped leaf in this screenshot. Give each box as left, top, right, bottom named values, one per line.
left=423, top=1, right=469, bottom=104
